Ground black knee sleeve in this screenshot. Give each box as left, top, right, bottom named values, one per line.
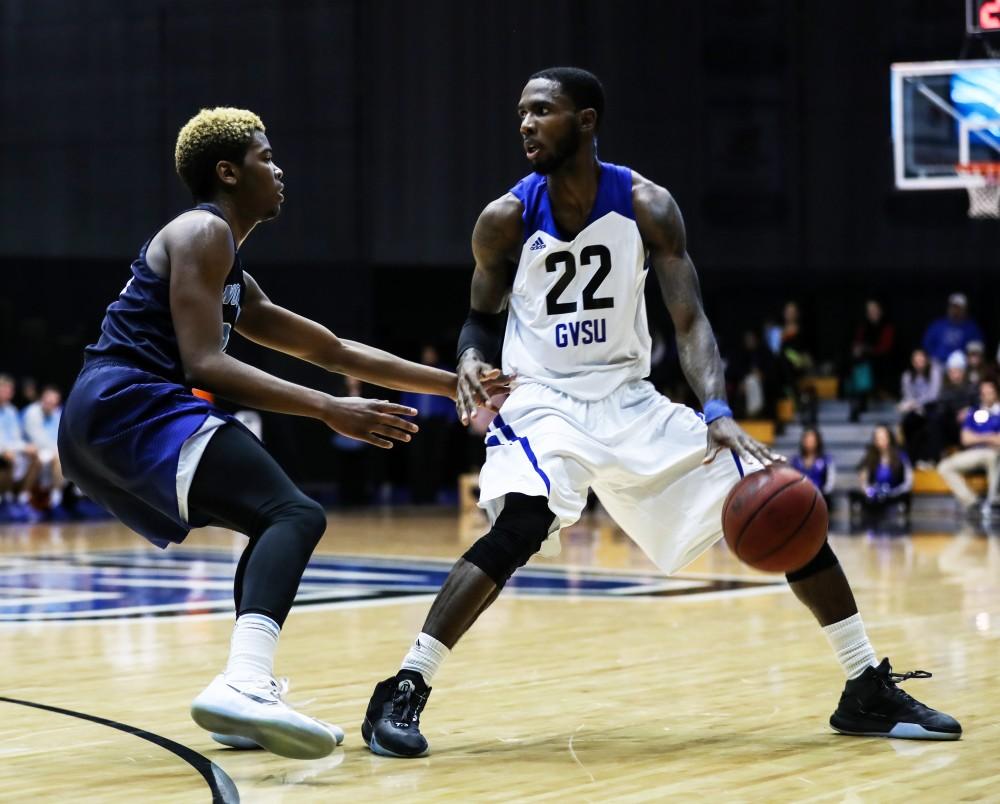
left=238, top=496, right=326, bottom=626
left=785, top=540, right=838, bottom=583
left=463, top=493, right=555, bottom=588
left=258, top=495, right=327, bottom=548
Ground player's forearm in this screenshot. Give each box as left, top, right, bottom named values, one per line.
left=185, top=353, right=331, bottom=419
left=675, top=316, right=728, bottom=407
left=331, top=340, right=457, bottom=399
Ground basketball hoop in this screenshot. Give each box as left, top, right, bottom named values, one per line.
left=956, top=162, right=1000, bottom=218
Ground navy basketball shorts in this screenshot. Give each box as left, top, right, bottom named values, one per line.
left=58, top=360, right=239, bottom=548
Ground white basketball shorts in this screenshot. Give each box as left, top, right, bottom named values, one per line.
left=478, top=380, right=761, bottom=575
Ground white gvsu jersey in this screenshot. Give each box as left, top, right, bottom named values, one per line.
left=503, top=162, right=651, bottom=400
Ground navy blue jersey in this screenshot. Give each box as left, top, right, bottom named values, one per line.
left=84, top=203, right=244, bottom=385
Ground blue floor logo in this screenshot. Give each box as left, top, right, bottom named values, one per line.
left=0, top=549, right=784, bottom=622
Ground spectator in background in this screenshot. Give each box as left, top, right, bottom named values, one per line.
left=0, top=374, right=42, bottom=521
left=21, top=384, right=66, bottom=511
left=847, top=298, right=895, bottom=422
left=763, top=316, right=782, bottom=356
left=964, top=341, right=994, bottom=386
left=331, top=377, right=388, bottom=507
left=898, top=348, right=941, bottom=466
left=778, top=301, right=818, bottom=424
left=925, top=350, right=977, bottom=461
left=400, top=344, right=458, bottom=504
left=936, top=378, right=1000, bottom=517
left=779, top=301, right=814, bottom=378
left=726, top=329, right=778, bottom=419
left=922, top=293, right=984, bottom=367
left=850, top=424, right=913, bottom=530
left=15, top=376, right=38, bottom=410
left=790, top=426, right=836, bottom=511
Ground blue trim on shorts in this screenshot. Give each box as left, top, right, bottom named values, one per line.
left=730, top=450, right=745, bottom=478
left=494, top=414, right=518, bottom=443
left=516, top=436, right=551, bottom=493
left=488, top=414, right=551, bottom=493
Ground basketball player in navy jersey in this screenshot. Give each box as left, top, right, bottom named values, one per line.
left=58, top=108, right=498, bottom=760
left=362, top=69, right=960, bottom=757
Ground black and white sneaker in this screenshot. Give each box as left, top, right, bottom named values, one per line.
left=362, top=673, right=431, bottom=757
left=830, top=658, right=961, bottom=740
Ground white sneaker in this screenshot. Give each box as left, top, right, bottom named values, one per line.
left=191, top=674, right=336, bottom=760
left=211, top=722, right=345, bottom=749
left=209, top=677, right=345, bottom=750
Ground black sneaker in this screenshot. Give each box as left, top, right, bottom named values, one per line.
left=362, top=673, right=432, bottom=757
left=830, top=658, right=961, bottom=740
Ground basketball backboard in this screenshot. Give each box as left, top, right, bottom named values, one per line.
left=891, top=59, right=1000, bottom=190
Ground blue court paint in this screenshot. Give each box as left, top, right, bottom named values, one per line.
left=0, top=549, right=782, bottom=622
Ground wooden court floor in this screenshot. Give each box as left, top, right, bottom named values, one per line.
left=0, top=510, right=997, bottom=803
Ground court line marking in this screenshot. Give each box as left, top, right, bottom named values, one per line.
left=0, top=547, right=787, bottom=625
left=0, top=546, right=784, bottom=583
left=0, top=696, right=239, bottom=803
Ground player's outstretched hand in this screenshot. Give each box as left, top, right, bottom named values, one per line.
left=324, top=397, right=418, bottom=449
left=457, top=349, right=504, bottom=425
left=704, top=417, right=784, bottom=467
left=480, top=368, right=513, bottom=404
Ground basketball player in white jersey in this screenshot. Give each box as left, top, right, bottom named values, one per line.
left=362, top=67, right=960, bottom=757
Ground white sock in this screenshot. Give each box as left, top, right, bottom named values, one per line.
left=16, top=491, right=28, bottom=504
left=400, top=632, right=450, bottom=685
left=823, top=613, right=878, bottom=679
left=225, top=613, right=280, bottom=680
left=50, top=487, right=62, bottom=507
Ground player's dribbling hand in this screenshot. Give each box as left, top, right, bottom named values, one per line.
left=324, top=397, right=419, bottom=449
left=704, top=417, right=784, bottom=467
left=456, top=350, right=510, bottom=425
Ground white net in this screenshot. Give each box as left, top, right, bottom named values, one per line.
left=958, top=164, right=1000, bottom=219
left=966, top=182, right=1000, bottom=218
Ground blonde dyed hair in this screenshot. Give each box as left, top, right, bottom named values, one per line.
left=174, top=107, right=265, bottom=199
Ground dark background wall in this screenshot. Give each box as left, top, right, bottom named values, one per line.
left=1, top=0, right=998, bottom=477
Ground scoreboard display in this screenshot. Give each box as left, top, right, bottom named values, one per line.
left=968, top=0, right=1000, bottom=34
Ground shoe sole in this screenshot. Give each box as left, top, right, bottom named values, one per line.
left=831, top=721, right=961, bottom=741
left=362, top=717, right=428, bottom=758
left=192, top=703, right=336, bottom=759
left=212, top=728, right=345, bottom=750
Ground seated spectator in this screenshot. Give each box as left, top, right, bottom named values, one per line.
left=847, top=298, right=896, bottom=421
left=924, top=350, right=977, bottom=461
left=937, top=378, right=1000, bottom=517
left=849, top=424, right=913, bottom=530
left=790, top=427, right=836, bottom=510
left=21, top=384, right=67, bottom=512
left=964, top=341, right=995, bottom=386
left=0, top=374, right=42, bottom=522
left=922, top=293, right=984, bottom=367
left=726, top=329, right=778, bottom=419
left=898, top=348, right=941, bottom=465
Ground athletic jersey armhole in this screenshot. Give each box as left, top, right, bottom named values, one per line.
left=510, top=173, right=550, bottom=243
left=600, top=162, right=637, bottom=222
left=139, top=204, right=238, bottom=263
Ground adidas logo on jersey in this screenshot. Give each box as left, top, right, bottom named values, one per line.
left=529, top=236, right=546, bottom=251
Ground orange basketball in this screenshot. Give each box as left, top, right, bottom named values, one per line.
left=722, top=465, right=828, bottom=573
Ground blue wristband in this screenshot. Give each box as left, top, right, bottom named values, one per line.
left=703, top=399, right=733, bottom=424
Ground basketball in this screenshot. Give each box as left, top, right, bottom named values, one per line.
left=722, top=466, right=828, bottom=573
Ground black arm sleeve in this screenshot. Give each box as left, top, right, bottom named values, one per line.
left=456, top=309, right=506, bottom=364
